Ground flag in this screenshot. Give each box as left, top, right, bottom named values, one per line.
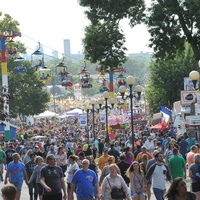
left=160, top=105, right=172, bottom=124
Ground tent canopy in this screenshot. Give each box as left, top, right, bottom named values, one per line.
left=64, top=108, right=83, bottom=116
left=35, top=110, right=58, bottom=118
left=150, top=123, right=167, bottom=130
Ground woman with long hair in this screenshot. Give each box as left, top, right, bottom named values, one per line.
left=55, top=146, right=68, bottom=176
left=126, top=161, right=146, bottom=200
left=165, top=177, right=196, bottom=200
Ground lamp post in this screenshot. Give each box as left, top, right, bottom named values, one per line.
left=119, top=75, right=143, bottom=151
left=86, top=104, right=91, bottom=142
left=90, top=99, right=96, bottom=141
left=101, top=91, right=115, bottom=143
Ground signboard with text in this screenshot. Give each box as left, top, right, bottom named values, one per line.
left=180, top=90, right=197, bottom=105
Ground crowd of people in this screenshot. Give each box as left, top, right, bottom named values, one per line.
left=0, top=124, right=199, bottom=200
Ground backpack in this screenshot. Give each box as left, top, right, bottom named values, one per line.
left=193, top=164, right=200, bottom=182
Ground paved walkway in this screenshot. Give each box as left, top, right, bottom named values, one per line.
left=13, top=176, right=192, bottom=200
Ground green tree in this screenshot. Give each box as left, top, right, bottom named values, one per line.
left=8, top=61, right=50, bottom=116
left=79, top=0, right=145, bottom=71
left=144, top=0, right=200, bottom=61
left=0, top=13, right=50, bottom=116
left=145, top=44, right=196, bottom=113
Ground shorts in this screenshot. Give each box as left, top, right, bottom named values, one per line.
left=37, top=183, right=43, bottom=195
left=191, top=182, right=200, bottom=192
left=10, top=181, right=23, bottom=191
left=131, top=191, right=144, bottom=196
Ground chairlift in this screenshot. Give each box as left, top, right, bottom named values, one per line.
left=6, top=39, right=18, bottom=59
left=13, top=67, right=27, bottom=73
left=79, top=61, right=92, bottom=88
left=98, top=71, right=109, bottom=93
left=56, top=56, right=73, bottom=87
left=31, top=42, right=46, bottom=71
left=13, top=56, right=27, bottom=73
left=116, top=72, right=127, bottom=88
left=37, top=68, right=52, bottom=83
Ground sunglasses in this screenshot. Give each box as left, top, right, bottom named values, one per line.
left=108, top=160, right=113, bottom=162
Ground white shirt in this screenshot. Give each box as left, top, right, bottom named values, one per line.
left=152, top=164, right=167, bottom=190
left=66, top=162, right=79, bottom=183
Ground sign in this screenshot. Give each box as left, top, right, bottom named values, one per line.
left=79, top=114, right=87, bottom=126
left=100, top=112, right=106, bottom=122
left=186, top=115, right=200, bottom=125
left=180, top=90, right=197, bottom=105
left=184, top=77, right=196, bottom=90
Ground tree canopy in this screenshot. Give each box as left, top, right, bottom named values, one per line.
left=79, top=0, right=145, bottom=71
left=145, top=0, right=200, bottom=61
left=146, top=44, right=196, bottom=113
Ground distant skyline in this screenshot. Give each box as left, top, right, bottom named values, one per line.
left=1, top=0, right=152, bottom=58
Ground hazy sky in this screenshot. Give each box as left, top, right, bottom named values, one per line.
left=1, top=0, right=152, bottom=57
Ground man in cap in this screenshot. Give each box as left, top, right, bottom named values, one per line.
left=98, top=147, right=111, bottom=170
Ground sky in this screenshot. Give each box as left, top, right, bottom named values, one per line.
left=1, top=0, right=152, bottom=57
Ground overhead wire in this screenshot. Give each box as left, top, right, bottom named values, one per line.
left=21, top=33, right=84, bottom=63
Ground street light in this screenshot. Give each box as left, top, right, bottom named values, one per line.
left=90, top=99, right=96, bottom=141
left=119, top=75, right=143, bottom=151
left=189, top=70, right=199, bottom=90
left=101, top=91, right=115, bottom=143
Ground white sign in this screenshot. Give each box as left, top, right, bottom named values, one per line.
left=180, top=90, right=197, bottom=105
left=100, top=112, right=106, bottom=122
left=184, top=77, right=196, bottom=90
left=186, top=115, right=200, bottom=125
left=79, top=114, right=87, bottom=126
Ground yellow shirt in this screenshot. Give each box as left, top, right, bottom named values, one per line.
left=98, top=155, right=111, bottom=170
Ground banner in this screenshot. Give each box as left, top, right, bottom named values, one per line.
left=79, top=114, right=87, bottom=126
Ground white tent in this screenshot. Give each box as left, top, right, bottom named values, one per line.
left=65, top=108, right=83, bottom=116
left=35, top=110, right=58, bottom=118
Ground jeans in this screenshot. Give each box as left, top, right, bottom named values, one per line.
left=153, top=188, right=165, bottom=200
left=28, top=180, right=38, bottom=200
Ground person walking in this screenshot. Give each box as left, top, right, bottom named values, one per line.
left=55, top=146, right=68, bottom=176
left=71, top=158, right=100, bottom=200
left=168, top=147, right=186, bottom=180
left=66, top=155, right=79, bottom=200
left=4, top=153, right=29, bottom=200
left=101, top=163, right=131, bottom=200
left=146, top=152, right=171, bottom=200
left=25, top=153, right=37, bottom=200
left=29, top=156, right=46, bottom=200
left=98, top=148, right=111, bottom=171
left=126, top=161, right=146, bottom=200
left=108, top=143, right=120, bottom=163
left=187, top=145, right=198, bottom=169
left=40, top=154, right=67, bottom=200
left=117, top=153, right=131, bottom=186
left=189, top=153, right=200, bottom=199
left=165, top=177, right=196, bottom=200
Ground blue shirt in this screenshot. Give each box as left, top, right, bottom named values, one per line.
left=7, top=161, right=26, bottom=182
left=72, top=169, right=98, bottom=198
